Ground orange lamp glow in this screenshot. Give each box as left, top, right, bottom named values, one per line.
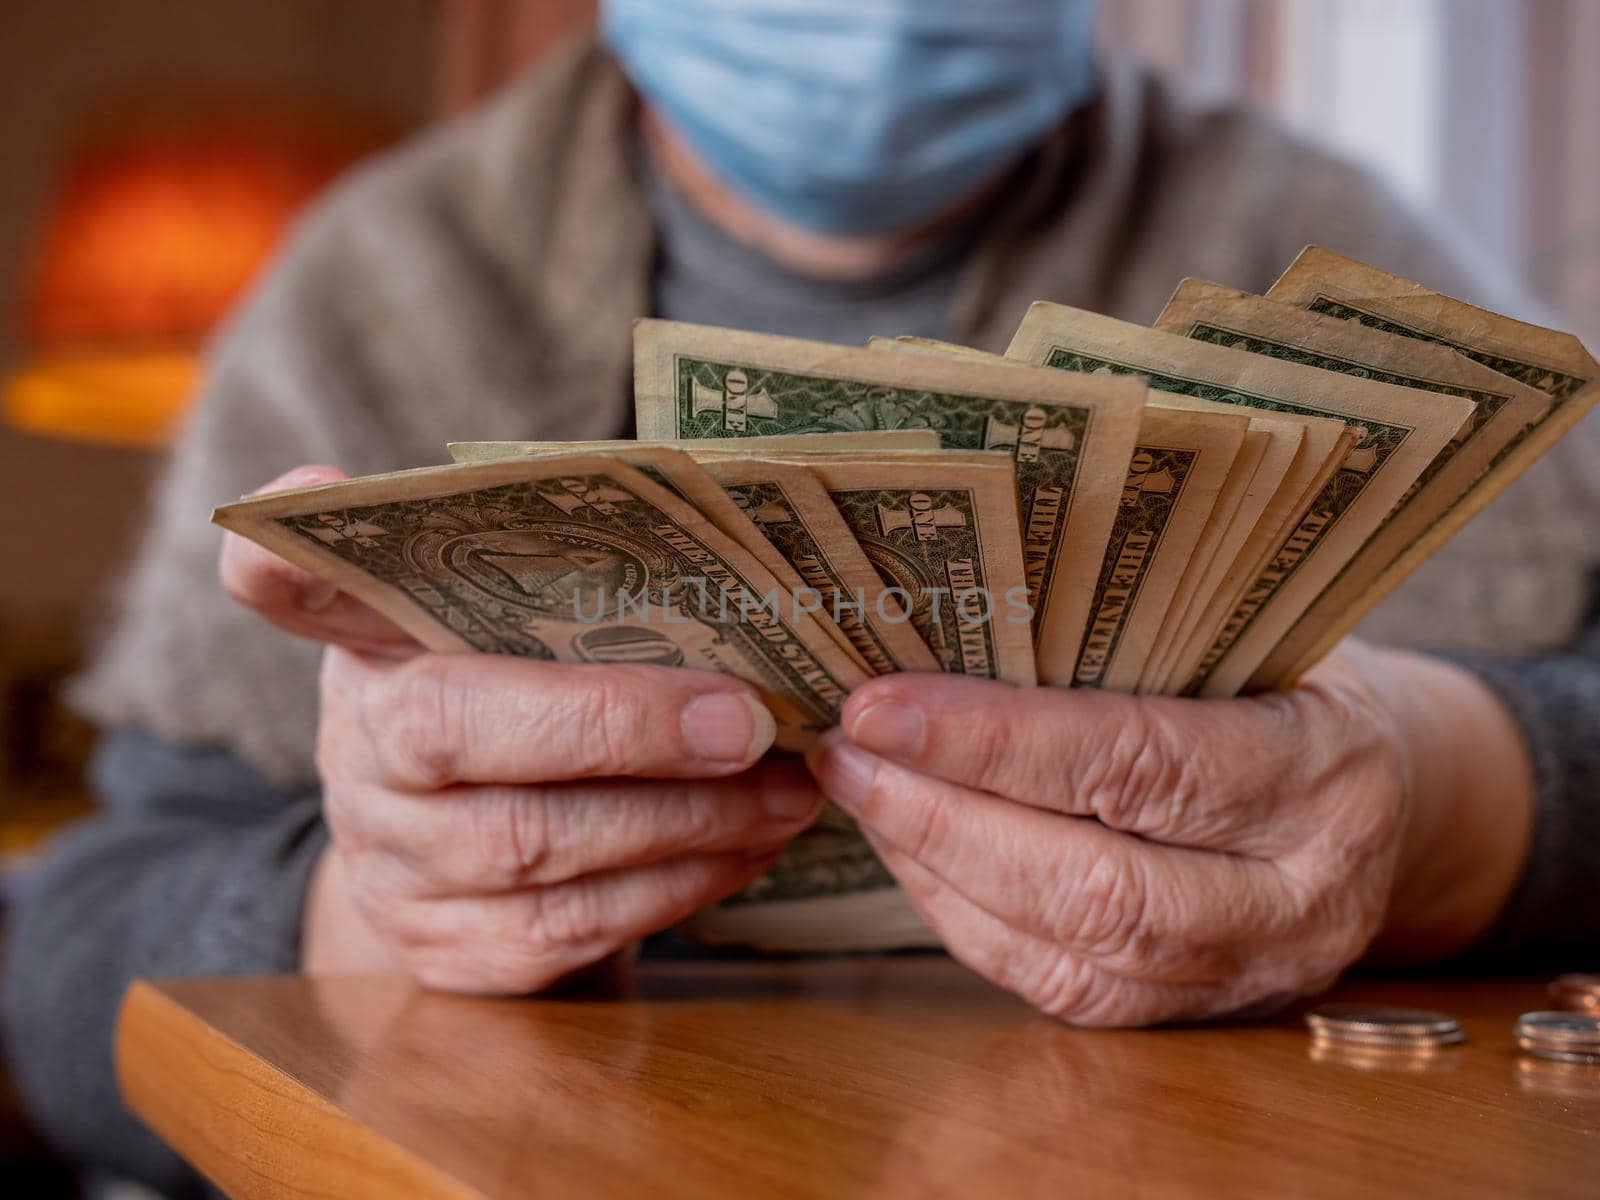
left=5, top=104, right=385, bottom=448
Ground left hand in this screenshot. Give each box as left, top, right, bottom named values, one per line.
left=806, top=642, right=1530, bottom=1026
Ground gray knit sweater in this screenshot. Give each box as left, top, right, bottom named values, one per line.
left=4, top=44, right=1598, bottom=1197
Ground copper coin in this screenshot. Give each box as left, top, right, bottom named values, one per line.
left=1549, top=974, right=1600, bottom=1015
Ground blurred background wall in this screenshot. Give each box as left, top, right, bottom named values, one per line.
left=0, top=6, right=438, bottom=959
left=0, top=0, right=435, bottom=636
left=1103, top=0, right=1600, bottom=340
left=0, top=2, right=434, bottom=1175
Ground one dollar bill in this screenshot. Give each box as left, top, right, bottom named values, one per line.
left=1006, top=302, right=1474, bottom=696
left=1259, top=247, right=1600, bottom=685
left=213, top=455, right=867, bottom=750
left=633, top=319, right=1144, bottom=685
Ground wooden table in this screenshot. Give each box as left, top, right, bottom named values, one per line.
left=116, top=959, right=1600, bottom=1199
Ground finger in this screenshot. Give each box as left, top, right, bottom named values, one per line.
left=385, top=848, right=779, bottom=995
left=339, top=758, right=822, bottom=895
left=836, top=672, right=1325, bottom=855
left=220, top=466, right=418, bottom=656
left=867, top=835, right=1223, bottom=1027
left=808, top=731, right=1286, bottom=970
left=327, top=651, right=779, bottom=787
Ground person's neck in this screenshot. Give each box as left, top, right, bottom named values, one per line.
left=639, top=108, right=984, bottom=283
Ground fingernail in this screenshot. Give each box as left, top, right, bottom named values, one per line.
left=302, top=580, right=339, bottom=613
left=811, top=733, right=878, bottom=811
left=847, top=698, right=925, bottom=759
left=680, top=692, right=775, bottom=764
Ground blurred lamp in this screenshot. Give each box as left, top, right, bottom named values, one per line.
left=4, top=103, right=383, bottom=448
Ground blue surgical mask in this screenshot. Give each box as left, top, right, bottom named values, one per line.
left=603, top=0, right=1100, bottom=235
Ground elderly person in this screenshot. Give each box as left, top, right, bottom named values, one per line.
left=6, top=2, right=1598, bottom=1195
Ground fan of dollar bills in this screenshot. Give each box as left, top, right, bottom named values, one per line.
left=217, top=247, right=1599, bottom=753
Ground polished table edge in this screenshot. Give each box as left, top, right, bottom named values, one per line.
left=114, top=968, right=1600, bottom=1200
left=116, top=979, right=483, bottom=1200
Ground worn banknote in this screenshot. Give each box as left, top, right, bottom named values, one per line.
left=1072, top=403, right=1246, bottom=691
left=451, top=436, right=946, bottom=675
left=694, top=455, right=941, bottom=675
left=1006, top=302, right=1474, bottom=696
left=783, top=451, right=1038, bottom=685
left=1260, top=246, right=1600, bottom=684
left=1133, top=394, right=1346, bottom=693
left=212, top=455, right=866, bottom=749
left=633, top=319, right=1144, bottom=685
left=1129, top=418, right=1271, bottom=693
left=448, top=430, right=942, bottom=464
left=1155, top=278, right=1551, bottom=687
left=440, top=441, right=879, bottom=673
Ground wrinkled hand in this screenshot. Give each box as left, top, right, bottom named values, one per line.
left=807, top=647, right=1421, bottom=1026
left=223, top=467, right=823, bottom=994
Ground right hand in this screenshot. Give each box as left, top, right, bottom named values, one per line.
left=223, top=467, right=824, bottom=994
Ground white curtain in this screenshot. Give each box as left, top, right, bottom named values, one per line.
left=1102, top=0, right=1600, bottom=343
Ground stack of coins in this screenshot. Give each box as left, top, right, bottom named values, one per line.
left=1514, top=1012, right=1600, bottom=1063
left=1305, top=1003, right=1464, bottom=1051
left=1548, top=974, right=1600, bottom=1016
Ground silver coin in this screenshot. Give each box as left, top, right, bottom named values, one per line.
left=1306, top=1003, right=1462, bottom=1041
left=1309, top=1026, right=1464, bottom=1048
left=1514, top=1012, right=1600, bottom=1046
left=1516, top=1039, right=1600, bottom=1065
